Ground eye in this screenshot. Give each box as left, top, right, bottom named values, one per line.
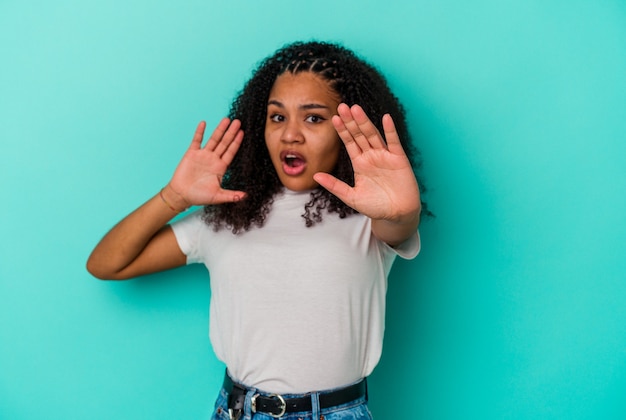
left=269, top=113, right=285, bottom=123
left=305, top=114, right=325, bottom=123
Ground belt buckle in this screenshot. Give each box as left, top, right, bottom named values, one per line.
left=251, top=393, right=287, bottom=418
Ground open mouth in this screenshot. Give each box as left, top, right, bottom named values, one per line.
left=280, top=151, right=306, bottom=176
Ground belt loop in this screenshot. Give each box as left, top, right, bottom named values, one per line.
left=311, top=391, right=320, bottom=420
left=243, top=387, right=257, bottom=420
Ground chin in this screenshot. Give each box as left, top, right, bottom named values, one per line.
left=280, top=178, right=318, bottom=192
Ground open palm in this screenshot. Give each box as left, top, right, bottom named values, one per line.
left=169, top=118, right=246, bottom=206
left=314, top=104, right=420, bottom=222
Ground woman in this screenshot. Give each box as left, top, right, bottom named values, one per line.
left=88, top=41, right=428, bottom=419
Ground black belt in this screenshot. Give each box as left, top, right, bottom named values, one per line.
left=223, top=372, right=367, bottom=418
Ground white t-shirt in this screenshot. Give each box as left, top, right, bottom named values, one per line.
left=171, top=188, right=420, bottom=394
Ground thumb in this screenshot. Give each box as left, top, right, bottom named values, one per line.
left=211, top=190, right=248, bottom=205
left=314, top=173, right=352, bottom=203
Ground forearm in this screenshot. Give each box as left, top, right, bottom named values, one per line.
left=86, top=186, right=185, bottom=280
left=371, top=205, right=421, bottom=247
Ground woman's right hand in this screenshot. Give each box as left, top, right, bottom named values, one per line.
left=86, top=119, right=246, bottom=280
left=165, top=119, right=247, bottom=210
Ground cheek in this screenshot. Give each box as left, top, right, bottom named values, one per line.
left=321, top=137, right=342, bottom=169
left=327, top=131, right=342, bottom=156
left=264, top=128, right=277, bottom=151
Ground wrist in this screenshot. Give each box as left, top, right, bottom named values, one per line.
left=379, top=203, right=422, bottom=226
left=159, top=184, right=189, bottom=213
left=372, top=209, right=421, bottom=247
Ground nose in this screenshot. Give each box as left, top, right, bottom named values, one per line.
left=281, top=120, right=304, bottom=144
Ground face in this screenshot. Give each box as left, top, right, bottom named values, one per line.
left=265, top=71, right=342, bottom=191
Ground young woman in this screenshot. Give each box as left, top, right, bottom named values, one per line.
left=88, top=41, right=428, bottom=420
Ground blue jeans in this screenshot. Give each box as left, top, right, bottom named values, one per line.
left=210, top=381, right=373, bottom=420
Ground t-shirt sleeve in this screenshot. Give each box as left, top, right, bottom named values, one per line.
left=393, top=230, right=421, bottom=260
left=170, top=210, right=205, bottom=264
left=376, top=230, right=420, bottom=277
left=380, top=230, right=421, bottom=260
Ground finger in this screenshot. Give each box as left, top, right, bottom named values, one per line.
left=350, top=105, right=387, bottom=149
left=313, top=172, right=353, bottom=205
left=220, top=129, right=244, bottom=164
left=204, top=118, right=233, bottom=152
left=382, top=114, right=405, bottom=155
left=189, top=121, right=207, bottom=150
left=212, top=119, right=242, bottom=157
left=332, top=114, right=362, bottom=160
left=211, top=189, right=248, bottom=205
left=336, top=103, right=371, bottom=152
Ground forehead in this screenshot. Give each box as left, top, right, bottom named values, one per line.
left=268, top=71, right=340, bottom=105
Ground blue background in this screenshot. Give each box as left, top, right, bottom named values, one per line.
left=1, top=1, right=625, bottom=418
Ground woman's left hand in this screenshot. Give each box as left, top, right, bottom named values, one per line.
left=313, top=104, right=421, bottom=244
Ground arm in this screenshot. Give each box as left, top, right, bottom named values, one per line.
left=86, top=119, right=246, bottom=280
left=313, top=104, right=421, bottom=247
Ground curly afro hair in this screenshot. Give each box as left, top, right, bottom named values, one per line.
left=204, top=41, right=429, bottom=233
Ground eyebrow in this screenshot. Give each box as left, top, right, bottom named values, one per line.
left=267, top=100, right=331, bottom=110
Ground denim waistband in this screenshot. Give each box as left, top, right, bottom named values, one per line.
left=223, top=371, right=368, bottom=418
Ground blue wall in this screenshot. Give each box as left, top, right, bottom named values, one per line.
left=1, top=1, right=625, bottom=418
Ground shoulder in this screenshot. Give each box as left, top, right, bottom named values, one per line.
left=170, top=209, right=206, bottom=231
